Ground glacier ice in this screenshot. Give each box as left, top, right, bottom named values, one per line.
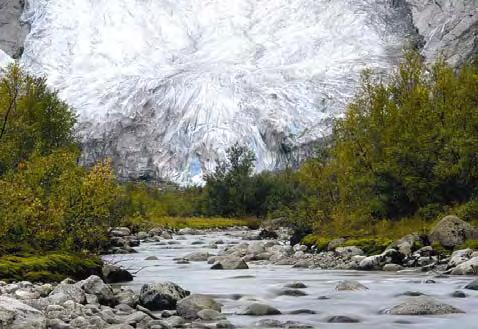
left=0, top=49, right=13, bottom=69
left=18, top=0, right=419, bottom=184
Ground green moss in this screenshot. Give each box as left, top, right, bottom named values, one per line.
left=0, top=253, right=102, bottom=283
left=301, top=234, right=330, bottom=251
left=431, top=242, right=450, bottom=256
left=456, top=239, right=478, bottom=251
left=338, top=237, right=393, bottom=255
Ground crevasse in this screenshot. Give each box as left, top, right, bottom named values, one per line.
left=19, top=0, right=414, bottom=184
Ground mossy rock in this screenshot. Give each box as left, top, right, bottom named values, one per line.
left=301, top=234, right=330, bottom=251
left=0, top=253, right=102, bottom=283
left=339, top=237, right=393, bottom=255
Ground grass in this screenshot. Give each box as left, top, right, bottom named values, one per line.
left=0, top=253, right=102, bottom=283
left=128, top=216, right=259, bottom=231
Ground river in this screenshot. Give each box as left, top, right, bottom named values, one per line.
left=103, top=229, right=478, bottom=329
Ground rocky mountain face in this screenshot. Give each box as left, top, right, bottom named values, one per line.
left=0, top=0, right=476, bottom=185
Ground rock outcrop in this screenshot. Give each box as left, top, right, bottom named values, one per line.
left=0, top=0, right=29, bottom=59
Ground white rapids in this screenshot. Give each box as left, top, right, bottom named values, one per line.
left=104, top=229, right=478, bottom=329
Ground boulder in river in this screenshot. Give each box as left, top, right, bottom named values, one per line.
left=326, top=315, right=360, bottom=323
left=448, top=249, right=473, bottom=268
left=184, top=251, right=210, bottom=262
left=211, top=257, right=249, bottom=270
left=237, top=303, right=281, bottom=316
left=429, top=215, right=478, bottom=248
left=176, top=294, right=222, bottom=319
left=102, top=264, right=133, bottom=283
left=277, top=289, right=308, bottom=297
left=139, top=282, right=190, bottom=311
left=0, top=296, right=47, bottom=328
left=197, top=309, right=226, bottom=321
left=450, top=256, right=478, bottom=275
left=386, top=296, right=464, bottom=315
left=284, top=282, right=307, bottom=289
left=335, top=280, right=368, bottom=291
left=464, top=278, right=478, bottom=290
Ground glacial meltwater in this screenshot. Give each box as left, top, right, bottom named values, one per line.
left=104, top=229, right=478, bottom=328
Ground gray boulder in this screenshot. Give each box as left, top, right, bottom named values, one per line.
left=383, top=263, right=404, bottom=271
left=358, top=255, right=383, bottom=270
left=387, top=233, right=421, bottom=256
left=236, top=303, right=281, bottom=316
left=176, top=294, right=222, bottom=320
left=197, top=309, right=226, bottom=321
left=386, top=296, right=464, bottom=315
left=184, top=251, right=210, bottom=262
left=211, top=257, right=249, bottom=270
left=78, top=275, right=116, bottom=306
left=0, top=296, right=46, bottom=329
left=448, top=249, right=473, bottom=268
left=335, top=246, right=364, bottom=258
left=102, top=264, right=133, bottom=283
left=48, top=282, right=86, bottom=305
left=139, top=282, right=190, bottom=311
left=335, top=280, right=368, bottom=291
left=450, top=257, right=478, bottom=275
left=464, top=278, right=478, bottom=290
left=109, top=227, right=131, bottom=237
left=429, top=215, right=477, bottom=248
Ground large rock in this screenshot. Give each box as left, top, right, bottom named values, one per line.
left=0, top=0, right=29, bottom=59
left=109, top=227, right=131, bottom=237
left=102, top=264, right=133, bottom=283
left=451, top=257, right=478, bottom=275
left=48, top=281, right=86, bottom=305
left=464, top=278, right=478, bottom=290
left=184, top=251, right=210, bottom=262
left=448, top=249, right=473, bottom=268
left=139, top=282, right=190, bottom=311
left=429, top=215, right=478, bottom=248
left=0, top=296, right=46, bottom=328
left=386, top=296, right=464, bottom=315
left=211, top=257, right=249, bottom=270
left=387, top=233, right=421, bottom=256
left=176, top=294, right=222, bottom=320
left=236, top=303, right=281, bottom=316
left=335, top=280, right=368, bottom=291
left=335, top=246, right=364, bottom=258
left=78, top=275, right=116, bottom=306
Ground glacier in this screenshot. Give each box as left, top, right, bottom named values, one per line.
left=1, top=0, right=476, bottom=184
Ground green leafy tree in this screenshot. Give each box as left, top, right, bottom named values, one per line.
left=204, top=143, right=256, bottom=216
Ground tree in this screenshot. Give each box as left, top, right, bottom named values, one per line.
left=0, top=64, right=76, bottom=175
left=204, top=143, right=256, bottom=216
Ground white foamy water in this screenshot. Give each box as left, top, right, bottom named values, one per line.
left=104, top=230, right=478, bottom=328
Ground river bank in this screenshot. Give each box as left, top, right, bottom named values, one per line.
left=2, top=222, right=478, bottom=328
